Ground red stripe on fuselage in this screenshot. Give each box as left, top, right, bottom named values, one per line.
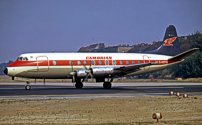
left=7, top=60, right=37, bottom=67
left=7, top=60, right=181, bottom=67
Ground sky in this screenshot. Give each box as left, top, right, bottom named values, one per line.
left=0, top=0, right=202, bottom=63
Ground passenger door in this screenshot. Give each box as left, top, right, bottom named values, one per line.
left=143, top=55, right=150, bottom=70
left=36, top=56, right=49, bottom=72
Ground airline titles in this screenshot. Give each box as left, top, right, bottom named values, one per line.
left=86, top=56, right=112, bottom=60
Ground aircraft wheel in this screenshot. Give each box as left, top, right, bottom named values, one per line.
left=75, top=82, right=83, bottom=88
left=25, top=85, right=31, bottom=90
left=103, top=82, right=111, bottom=89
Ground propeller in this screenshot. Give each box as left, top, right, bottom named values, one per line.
left=82, top=60, right=93, bottom=82
left=70, top=60, right=94, bottom=83
left=69, top=72, right=76, bottom=83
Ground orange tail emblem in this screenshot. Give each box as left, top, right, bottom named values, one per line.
left=163, top=37, right=177, bottom=46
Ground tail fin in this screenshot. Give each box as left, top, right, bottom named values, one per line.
left=144, top=25, right=181, bottom=56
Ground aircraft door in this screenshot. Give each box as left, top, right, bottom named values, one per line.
left=143, top=55, right=150, bottom=70
left=36, top=56, right=49, bottom=72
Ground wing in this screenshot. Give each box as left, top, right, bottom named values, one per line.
left=114, top=62, right=157, bottom=75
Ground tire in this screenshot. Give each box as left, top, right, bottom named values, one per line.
left=103, top=82, right=111, bottom=89
left=75, top=82, right=83, bottom=88
left=25, top=85, right=31, bottom=90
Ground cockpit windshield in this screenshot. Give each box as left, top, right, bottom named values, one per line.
left=17, top=57, right=28, bottom=61
left=17, top=57, right=22, bottom=61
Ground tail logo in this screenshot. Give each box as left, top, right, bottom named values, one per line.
left=163, top=37, right=177, bottom=46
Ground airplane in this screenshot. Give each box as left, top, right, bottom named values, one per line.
left=4, top=25, right=199, bottom=90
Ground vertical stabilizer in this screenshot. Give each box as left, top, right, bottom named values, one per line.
left=144, top=25, right=181, bottom=56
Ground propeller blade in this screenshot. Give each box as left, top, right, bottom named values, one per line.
left=83, top=73, right=89, bottom=82
left=70, top=72, right=76, bottom=76
left=84, top=65, right=87, bottom=69
left=72, top=75, right=75, bottom=83
left=89, top=73, right=93, bottom=79
left=90, top=60, right=92, bottom=69
left=85, top=70, right=91, bottom=73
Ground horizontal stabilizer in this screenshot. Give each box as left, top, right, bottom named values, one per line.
left=168, top=48, right=199, bottom=61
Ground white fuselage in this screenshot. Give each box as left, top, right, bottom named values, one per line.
left=6, top=52, right=182, bottom=79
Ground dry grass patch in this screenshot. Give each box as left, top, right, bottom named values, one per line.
left=0, top=96, right=202, bottom=124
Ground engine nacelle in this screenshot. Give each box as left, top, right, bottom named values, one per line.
left=76, top=69, right=89, bottom=77
left=76, top=67, right=121, bottom=78
left=91, top=67, right=121, bottom=76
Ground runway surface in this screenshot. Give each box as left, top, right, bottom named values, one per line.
left=0, top=82, right=202, bottom=99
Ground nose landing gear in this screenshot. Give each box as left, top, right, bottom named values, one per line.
left=25, top=82, right=31, bottom=90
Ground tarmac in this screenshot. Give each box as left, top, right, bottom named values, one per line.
left=0, top=82, right=202, bottom=99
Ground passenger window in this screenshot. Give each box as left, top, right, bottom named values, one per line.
left=138, top=60, right=141, bottom=64
left=53, top=60, right=57, bottom=66
left=112, top=60, right=116, bottom=65
left=91, top=60, right=95, bottom=65
left=70, top=61, right=73, bottom=66
left=99, top=60, right=102, bottom=65
left=77, top=60, right=81, bottom=65
left=84, top=60, right=87, bottom=65
left=132, top=60, right=135, bottom=64
left=105, top=60, right=109, bottom=65
left=126, top=60, right=129, bottom=65
left=120, top=60, right=123, bottom=65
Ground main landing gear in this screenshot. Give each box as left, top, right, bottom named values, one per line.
left=74, top=78, right=83, bottom=89
left=103, top=82, right=112, bottom=89
left=103, top=77, right=113, bottom=89
left=74, top=82, right=111, bottom=89
left=75, top=82, right=83, bottom=88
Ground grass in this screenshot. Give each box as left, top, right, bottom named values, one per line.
left=0, top=96, right=201, bottom=124
left=137, top=122, right=154, bottom=125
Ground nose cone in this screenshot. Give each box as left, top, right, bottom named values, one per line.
left=4, top=68, right=8, bottom=75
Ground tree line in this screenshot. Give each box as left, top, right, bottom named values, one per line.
left=147, top=31, right=202, bottom=79
left=1, top=31, right=202, bottom=78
